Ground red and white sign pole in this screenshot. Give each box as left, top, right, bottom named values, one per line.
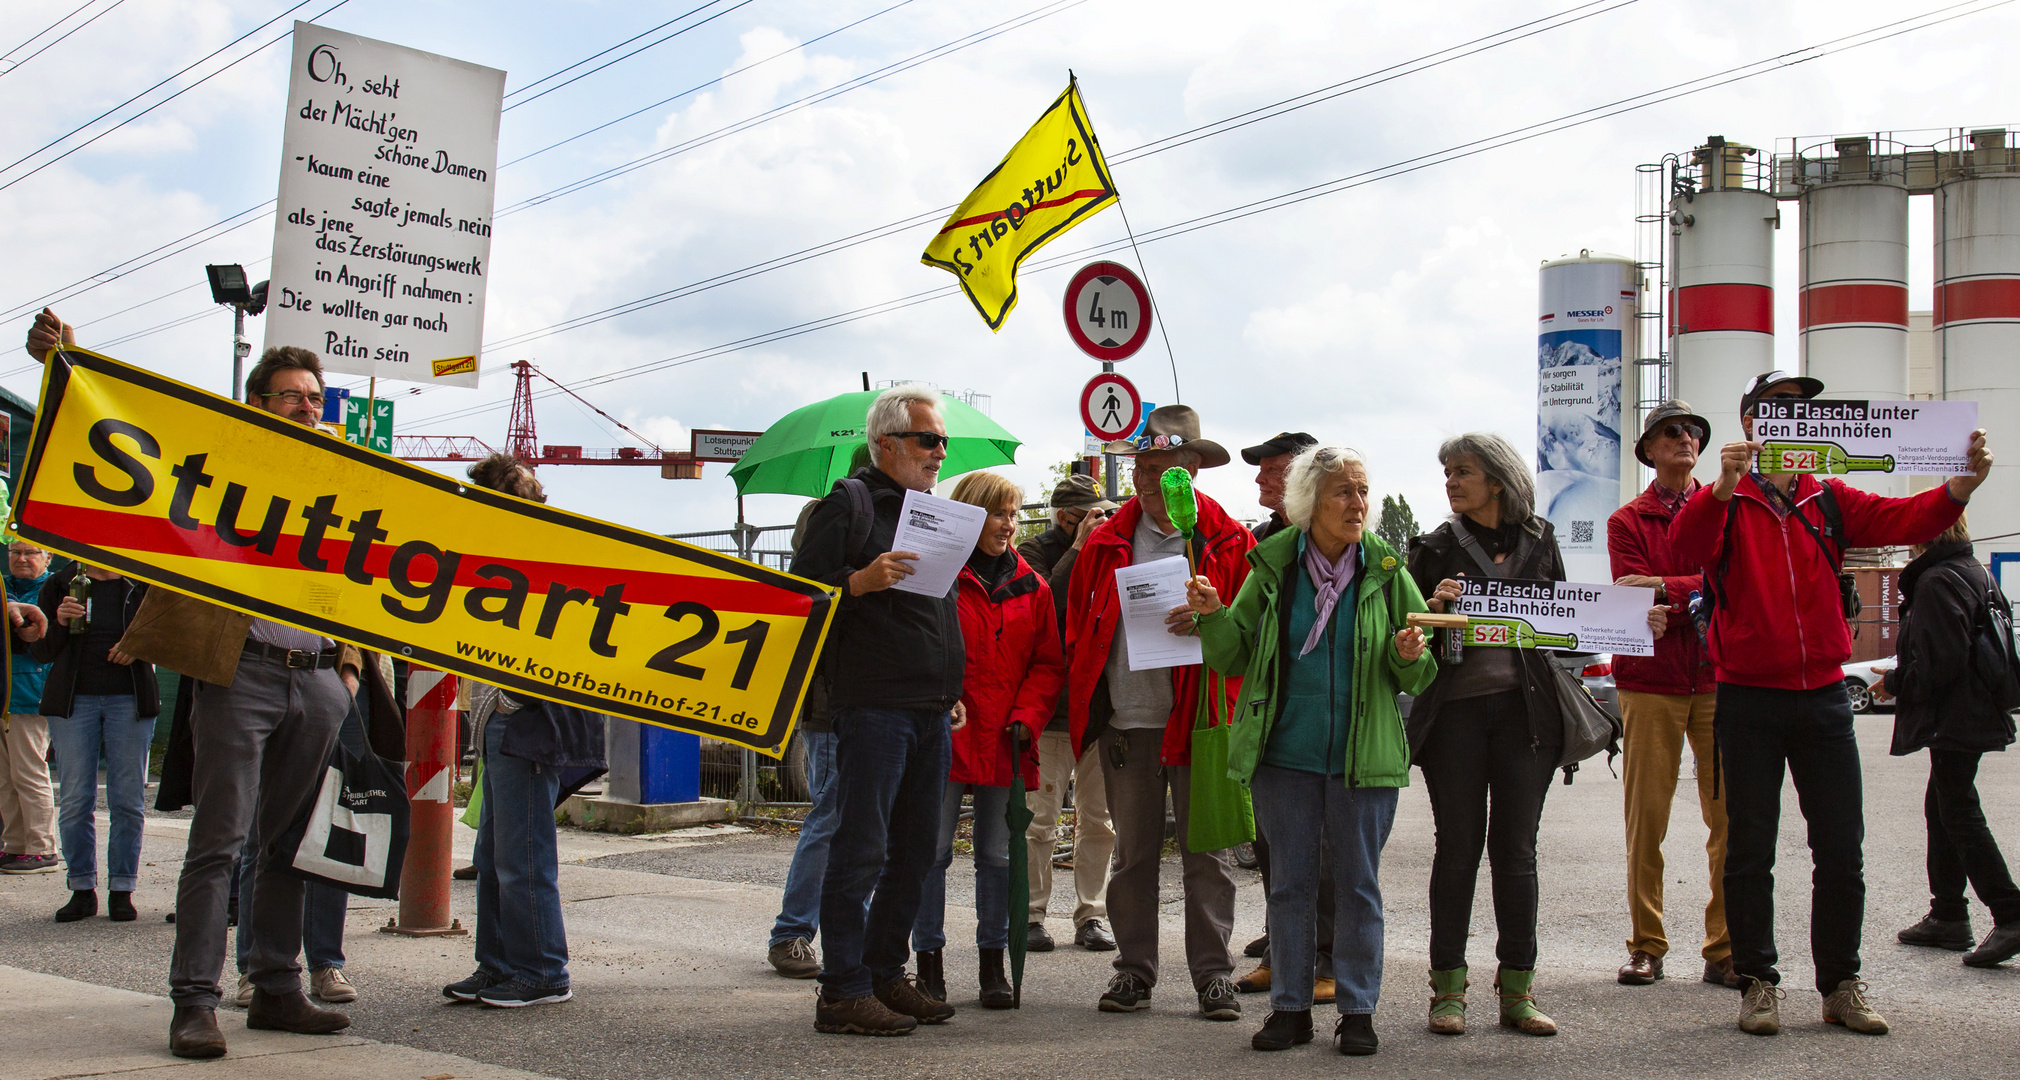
left=383, top=664, right=468, bottom=937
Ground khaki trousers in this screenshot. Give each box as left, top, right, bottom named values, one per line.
left=0, top=713, right=56, bottom=856
left=1620, top=689, right=1729, bottom=962
left=1025, top=728, right=1114, bottom=926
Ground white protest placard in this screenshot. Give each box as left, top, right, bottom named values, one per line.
left=263, top=23, right=504, bottom=388
left=1752, top=399, right=1979, bottom=476
left=888, top=489, right=988, bottom=598
left=1449, top=578, right=1655, bottom=657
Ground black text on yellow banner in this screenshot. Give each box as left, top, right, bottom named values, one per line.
left=11, top=349, right=837, bottom=756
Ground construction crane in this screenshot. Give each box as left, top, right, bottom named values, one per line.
left=394, top=360, right=700, bottom=479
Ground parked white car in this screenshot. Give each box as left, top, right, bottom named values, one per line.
left=1842, top=655, right=1899, bottom=714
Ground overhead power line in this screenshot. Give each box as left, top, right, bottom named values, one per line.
left=504, top=0, right=758, bottom=111
left=0, top=0, right=127, bottom=80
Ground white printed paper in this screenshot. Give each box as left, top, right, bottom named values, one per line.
left=1449, top=578, right=1656, bottom=657
left=264, top=23, right=505, bottom=387
left=1114, top=556, right=1203, bottom=671
left=1752, top=399, right=1979, bottom=476
left=889, top=489, right=988, bottom=598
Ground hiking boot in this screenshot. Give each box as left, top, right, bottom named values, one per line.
left=234, top=974, right=255, bottom=1008
left=1897, top=914, right=1973, bottom=951
left=55, top=890, right=96, bottom=922
left=108, top=891, right=136, bottom=922
left=1963, top=921, right=2020, bottom=968
left=1233, top=962, right=1271, bottom=993
left=1617, top=949, right=1662, bottom=985
left=1098, top=972, right=1151, bottom=1012
left=1244, top=932, right=1270, bottom=959
left=768, top=936, right=820, bottom=979
left=979, top=948, right=1014, bottom=1010
left=875, top=974, right=955, bottom=1024
left=1737, top=976, right=1783, bottom=1036
left=1703, top=956, right=1740, bottom=987
left=1027, top=921, right=1056, bottom=952
left=1495, top=967, right=1556, bottom=1036
left=442, top=968, right=505, bottom=1002
left=310, top=967, right=356, bottom=1003
left=1822, top=978, right=1889, bottom=1034
left=168, top=1005, right=226, bottom=1059
left=816, top=990, right=918, bottom=1036
left=1198, top=975, right=1241, bottom=1021
left=1251, top=1009, right=1312, bottom=1051
left=1335, top=1012, right=1379, bottom=1056
left=4, top=853, right=58, bottom=875
left=477, top=978, right=573, bottom=1007
left=246, top=988, right=350, bottom=1034
left=1075, top=919, right=1116, bottom=951
left=915, top=948, right=947, bottom=1002
left=1427, top=967, right=1467, bottom=1034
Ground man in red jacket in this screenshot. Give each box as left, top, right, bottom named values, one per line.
left=1670, top=371, right=1992, bottom=1038
left=1608, top=402, right=1728, bottom=989
left=1065, top=406, right=1253, bottom=1021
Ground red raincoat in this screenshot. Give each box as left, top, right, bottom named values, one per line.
left=950, top=552, right=1066, bottom=789
left=1064, top=492, right=1253, bottom=766
left=1607, top=480, right=1715, bottom=696
left=1668, top=475, right=1963, bottom=691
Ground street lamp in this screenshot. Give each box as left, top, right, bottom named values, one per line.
left=205, top=263, right=268, bottom=400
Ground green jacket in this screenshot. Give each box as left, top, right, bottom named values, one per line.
left=1199, top=528, right=1437, bottom=788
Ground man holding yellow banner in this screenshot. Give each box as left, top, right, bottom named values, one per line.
left=921, top=79, right=1119, bottom=331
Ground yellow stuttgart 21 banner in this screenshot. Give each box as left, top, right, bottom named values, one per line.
left=11, top=348, right=837, bottom=756
left=921, top=79, right=1118, bottom=331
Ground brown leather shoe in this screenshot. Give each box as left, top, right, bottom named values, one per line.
left=169, top=1004, right=227, bottom=1059
left=873, top=975, right=955, bottom=1024
left=1617, top=949, right=1663, bottom=985
left=1703, top=956, right=1741, bottom=988
left=1234, top=963, right=1272, bottom=993
left=815, top=991, right=918, bottom=1036
left=246, top=988, right=351, bottom=1034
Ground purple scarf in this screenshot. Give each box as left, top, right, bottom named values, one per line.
left=1299, top=538, right=1360, bottom=657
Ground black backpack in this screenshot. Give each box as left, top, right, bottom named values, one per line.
left=1705, top=479, right=1861, bottom=628
left=1945, top=563, right=2020, bottom=712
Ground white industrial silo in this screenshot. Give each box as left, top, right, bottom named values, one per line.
left=1668, top=137, right=1777, bottom=483
left=1798, top=136, right=1910, bottom=497
left=1935, top=128, right=2020, bottom=570
left=1536, top=251, right=1638, bottom=585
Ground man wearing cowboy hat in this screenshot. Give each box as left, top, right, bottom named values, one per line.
left=1062, top=406, right=1256, bottom=1020
left=1606, top=401, right=1730, bottom=989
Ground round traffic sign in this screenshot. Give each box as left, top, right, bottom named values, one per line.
left=1063, top=261, right=1152, bottom=361
left=1080, top=372, right=1142, bottom=441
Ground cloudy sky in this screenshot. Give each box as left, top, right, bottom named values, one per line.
left=2, top=0, right=2014, bottom=541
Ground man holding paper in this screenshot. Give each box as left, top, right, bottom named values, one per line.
left=1064, top=405, right=1254, bottom=1021
left=790, top=384, right=970, bottom=1037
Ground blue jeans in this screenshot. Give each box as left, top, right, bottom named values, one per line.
left=475, top=714, right=569, bottom=989
left=914, top=782, right=1011, bottom=952
left=816, top=706, right=951, bottom=998
left=771, top=730, right=843, bottom=946
left=236, top=698, right=367, bottom=972
left=48, top=695, right=155, bottom=892
left=1249, top=765, right=1398, bottom=1014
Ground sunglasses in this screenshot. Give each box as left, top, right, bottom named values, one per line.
left=1659, top=422, right=1706, bottom=442
left=886, top=431, right=950, bottom=451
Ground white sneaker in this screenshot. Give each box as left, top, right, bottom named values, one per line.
left=311, top=966, right=357, bottom=1003
left=234, top=973, right=255, bottom=1008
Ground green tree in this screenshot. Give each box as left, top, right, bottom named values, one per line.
left=1376, top=493, right=1422, bottom=552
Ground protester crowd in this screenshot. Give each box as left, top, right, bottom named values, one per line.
left=1, top=312, right=2015, bottom=1060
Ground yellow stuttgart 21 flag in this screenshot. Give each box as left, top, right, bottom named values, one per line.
left=11, top=348, right=837, bottom=756
left=921, top=79, right=1118, bottom=330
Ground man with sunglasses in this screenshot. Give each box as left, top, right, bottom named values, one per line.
left=1670, top=371, right=1992, bottom=1038
left=1607, top=402, right=1729, bottom=990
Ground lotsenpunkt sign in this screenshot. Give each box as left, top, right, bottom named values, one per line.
left=691, top=430, right=765, bottom=464
left=263, top=23, right=504, bottom=388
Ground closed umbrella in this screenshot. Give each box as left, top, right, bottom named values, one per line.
left=728, top=390, right=1021, bottom=497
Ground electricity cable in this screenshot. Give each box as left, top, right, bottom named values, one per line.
left=504, top=0, right=758, bottom=111
left=0, top=0, right=127, bottom=81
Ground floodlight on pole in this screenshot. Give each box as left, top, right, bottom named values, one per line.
left=206, top=263, right=268, bottom=400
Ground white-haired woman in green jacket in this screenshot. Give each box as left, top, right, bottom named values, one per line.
left=1186, top=445, right=1436, bottom=1056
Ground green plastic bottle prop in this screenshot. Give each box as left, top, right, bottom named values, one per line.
left=1160, top=467, right=1197, bottom=537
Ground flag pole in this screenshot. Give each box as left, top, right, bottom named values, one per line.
left=1071, top=69, right=1180, bottom=405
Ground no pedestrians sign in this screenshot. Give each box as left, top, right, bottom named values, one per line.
left=1080, top=372, right=1141, bottom=441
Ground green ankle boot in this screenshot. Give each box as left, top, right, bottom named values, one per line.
left=1427, top=968, right=1467, bottom=1035
left=1495, top=967, right=1557, bottom=1036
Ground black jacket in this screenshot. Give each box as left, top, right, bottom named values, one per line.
left=30, top=567, right=158, bottom=719
left=1405, top=515, right=1569, bottom=758
left=1016, top=523, right=1079, bottom=730
left=499, top=698, right=608, bottom=803
left=1887, top=541, right=2018, bottom=755
left=791, top=467, right=965, bottom=711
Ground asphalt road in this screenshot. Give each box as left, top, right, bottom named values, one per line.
left=2, top=713, right=2016, bottom=1079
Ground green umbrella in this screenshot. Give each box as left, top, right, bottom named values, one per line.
left=1007, top=730, right=1035, bottom=1008
left=727, top=390, right=1022, bottom=497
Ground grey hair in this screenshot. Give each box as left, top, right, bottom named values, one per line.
left=865, top=383, right=942, bottom=465
left=1437, top=432, right=1535, bottom=523
left=1282, top=445, right=1366, bottom=532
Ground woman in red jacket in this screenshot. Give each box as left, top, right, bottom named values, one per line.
left=912, top=471, right=1066, bottom=1009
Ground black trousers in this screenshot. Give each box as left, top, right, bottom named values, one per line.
left=1716, top=682, right=1864, bottom=993
left=1420, top=689, right=1557, bottom=971
left=1924, top=749, right=2020, bottom=926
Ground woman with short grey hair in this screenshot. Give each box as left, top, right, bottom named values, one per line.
left=1403, top=431, right=1567, bottom=1038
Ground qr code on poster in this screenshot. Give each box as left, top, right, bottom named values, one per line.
left=1570, top=520, right=1593, bottom=544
